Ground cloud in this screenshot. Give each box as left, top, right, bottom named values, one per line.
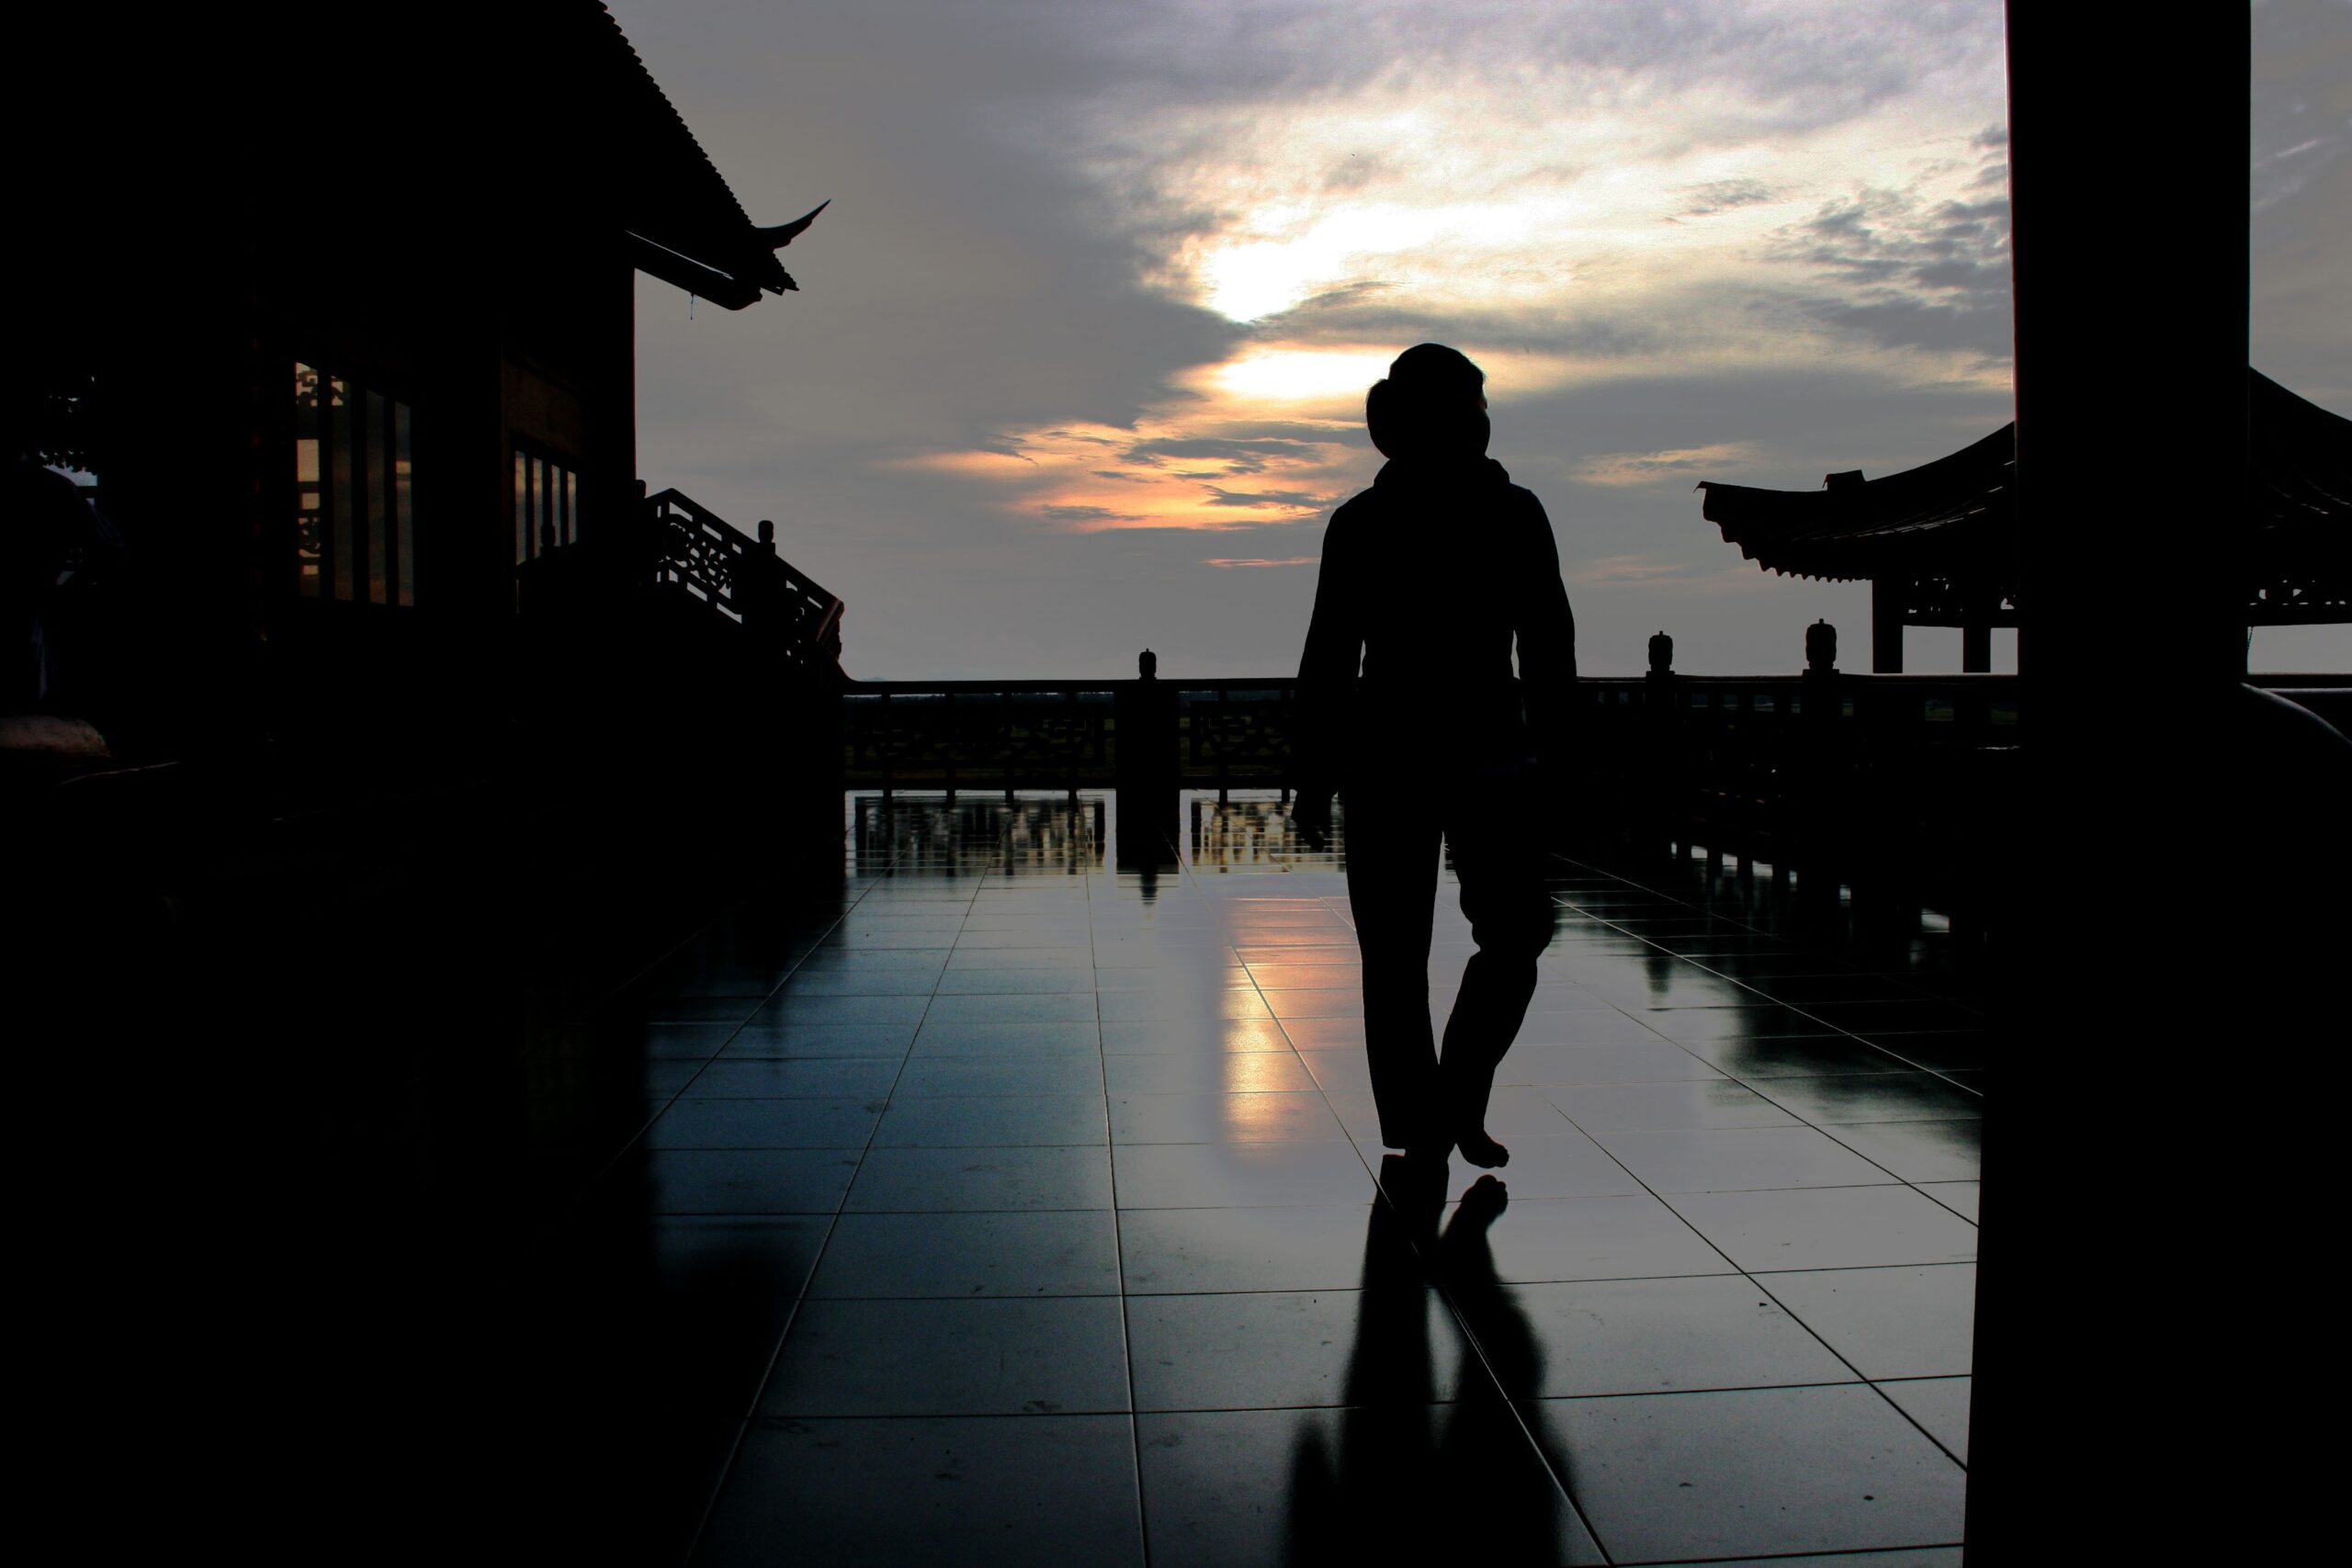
left=1571, top=554, right=1697, bottom=584
left=1204, top=556, right=1320, bottom=568
left=1040, top=503, right=1139, bottom=523
left=1574, top=443, right=1761, bottom=488
left=1202, top=485, right=1334, bottom=511
left=1117, top=434, right=1337, bottom=472
left=1762, top=143, right=2015, bottom=363
left=1674, top=177, right=1775, bottom=218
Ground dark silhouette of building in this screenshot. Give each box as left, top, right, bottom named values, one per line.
left=20, top=2, right=833, bottom=770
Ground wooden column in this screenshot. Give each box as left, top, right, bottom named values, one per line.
left=1961, top=619, right=1992, bottom=673
left=1870, top=578, right=1905, bottom=672
left=1973, top=6, right=2250, bottom=1559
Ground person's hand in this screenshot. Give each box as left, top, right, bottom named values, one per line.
left=1290, top=789, right=1333, bottom=852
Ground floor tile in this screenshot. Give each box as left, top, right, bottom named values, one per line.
left=1742, top=1072, right=1983, bottom=1123
left=1127, top=1287, right=1471, bottom=1411
left=1761, top=1265, right=1977, bottom=1380
left=698, top=1415, right=1144, bottom=1566
left=1461, top=1273, right=1860, bottom=1398
left=1680, top=1032, right=1920, bottom=1077
left=1099, top=1018, right=1294, bottom=1054
left=894, top=1055, right=1104, bottom=1097
left=1113, top=1141, right=1374, bottom=1208
left=1118, top=1204, right=1406, bottom=1293
left=1110, top=1091, right=1347, bottom=1145
left=1276, top=1017, right=1367, bottom=1049
left=596, top=1148, right=862, bottom=1215
left=1879, top=1376, right=1972, bottom=1462
left=1501, top=1041, right=1726, bottom=1086
left=845, top=1145, right=1114, bottom=1212
left=1644, top=1006, right=1847, bottom=1045
left=1547, top=1078, right=1803, bottom=1133
left=679, top=1058, right=904, bottom=1099
left=532, top=1213, right=829, bottom=1416
left=762, top=1296, right=1130, bottom=1416
left=910, top=1018, right=1101, bottom=1054
left=1510, top=1010, right=1680, bottom=1046
left=640, top=1097, right=885, bottom=1150
left=752, top=993, right=933, bottom=1026
left=1105, top=1054, right=1317, bottom=1095
left=1257, top=988, right=1362, bottom=1019
left=1136, top=1404, right=1602, bottom=1567
left=1667, top=1186, right=1981, bottom=1272
left=1099, top=987, right=1273, bottom=1021
left=807, top=1210, right=1121, bottom=1299
left=920, top=991, right=1101, bottom=1024
left=1917, top=1181, right=1980, bottom=1223
left=1590, top=1125, right=1902, bottom=1193
left=1394, top=1131, right=1644, bottom=1200
left=873, top=1093, right=1110, bottom=1147
left=1821, top=1118, right=1984, bottom=1182
left=1534, top=1382, right=1966, bottom=1562
left=1423, top=1193, right=1738, bottom=1285
left=922, top=968, right=1095, bottom=991
left=720, top=1021, right=920, bottom=1058
left=778, top=968, right=940, bottom=997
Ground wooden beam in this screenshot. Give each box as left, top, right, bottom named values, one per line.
left=1870, top=578, right=1905, bottom=672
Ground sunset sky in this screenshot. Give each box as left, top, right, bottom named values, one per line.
left=614, top=0, right=2351, bottom=678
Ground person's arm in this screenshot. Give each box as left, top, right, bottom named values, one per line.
left=1291, top=509, right=1361, bottom=841
left=1513, top=492, right=1577, bottom=771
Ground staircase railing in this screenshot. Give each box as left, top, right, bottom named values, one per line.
left=645, top=487, right=842, bottom=672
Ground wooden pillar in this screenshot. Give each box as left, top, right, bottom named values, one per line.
left=1961, top=620, right=1992, bottom=673
left=1973, top=6, right=2250, bottom=1560
left=1870, top=578, right=1905, bottom=672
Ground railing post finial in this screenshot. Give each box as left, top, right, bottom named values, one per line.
left=1805, top=618, right=1838, bottom=676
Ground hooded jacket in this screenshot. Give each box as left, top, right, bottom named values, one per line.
left=1294, top=454, right=1577, bottom=791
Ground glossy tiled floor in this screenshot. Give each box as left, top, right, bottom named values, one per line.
left=537, top=792, right=1980, bottom=1565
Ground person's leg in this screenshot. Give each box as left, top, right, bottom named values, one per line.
left=1438, top=770, right=1558, bottom=1166
left=1342, top=784, right=1445, bottom=1150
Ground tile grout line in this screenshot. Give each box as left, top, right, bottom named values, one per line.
left=1525, top=874, right=1974, bottom=1479
left=1254, top=822, right=1619, bottom=1562
left=679, top=819, right=974, bottom=1566
left=1090, top=804, right=1157, bottom=1568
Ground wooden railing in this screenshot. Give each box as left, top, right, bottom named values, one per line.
left=838, top=671, right=2029, bottom=797
left=842, top=682, right=1122, bottom=795
left=518, top=485, right=843, bottom=682
left=840, top=679, right=1308, bottom=797
left=646, top=489, right=842, bottom=672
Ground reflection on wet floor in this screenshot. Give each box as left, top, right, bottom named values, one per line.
left=519, top=790, right=1977, bottom=1564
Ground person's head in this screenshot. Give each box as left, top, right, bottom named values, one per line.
left=1365, top=343, right=1488, bottom=460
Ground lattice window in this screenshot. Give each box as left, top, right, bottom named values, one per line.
left=294, top=362, right=413, bottom=604
left=514, top=446, right=580, bottom=567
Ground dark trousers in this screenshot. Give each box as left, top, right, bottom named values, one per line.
left=1342, top=770, right=1557, bottom=1148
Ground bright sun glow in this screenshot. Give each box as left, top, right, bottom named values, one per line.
left=1208, top=349, right=1396, bottom=403
left=903, top=8, right=2015, bottom=536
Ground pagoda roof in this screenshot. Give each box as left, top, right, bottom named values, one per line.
left=579, top=3, right=807, bottom=309
left=1698, top=424, right=2015, bottom=584
left=1697, top=370, right=2351, bottom=593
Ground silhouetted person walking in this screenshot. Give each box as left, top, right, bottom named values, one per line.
left=1293, top=344, right=1572, bottom=1168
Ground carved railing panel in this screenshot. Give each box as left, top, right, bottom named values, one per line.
left=643, top=488, right=843, bottom=673
left=842, top=685, right=1121, bottom=791
left=649, top=489, right=748, bottom=619
left=1176, top=684, right=1295, bottom=783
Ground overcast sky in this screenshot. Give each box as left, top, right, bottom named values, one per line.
left=613, top=0, right=2352, bottom=679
